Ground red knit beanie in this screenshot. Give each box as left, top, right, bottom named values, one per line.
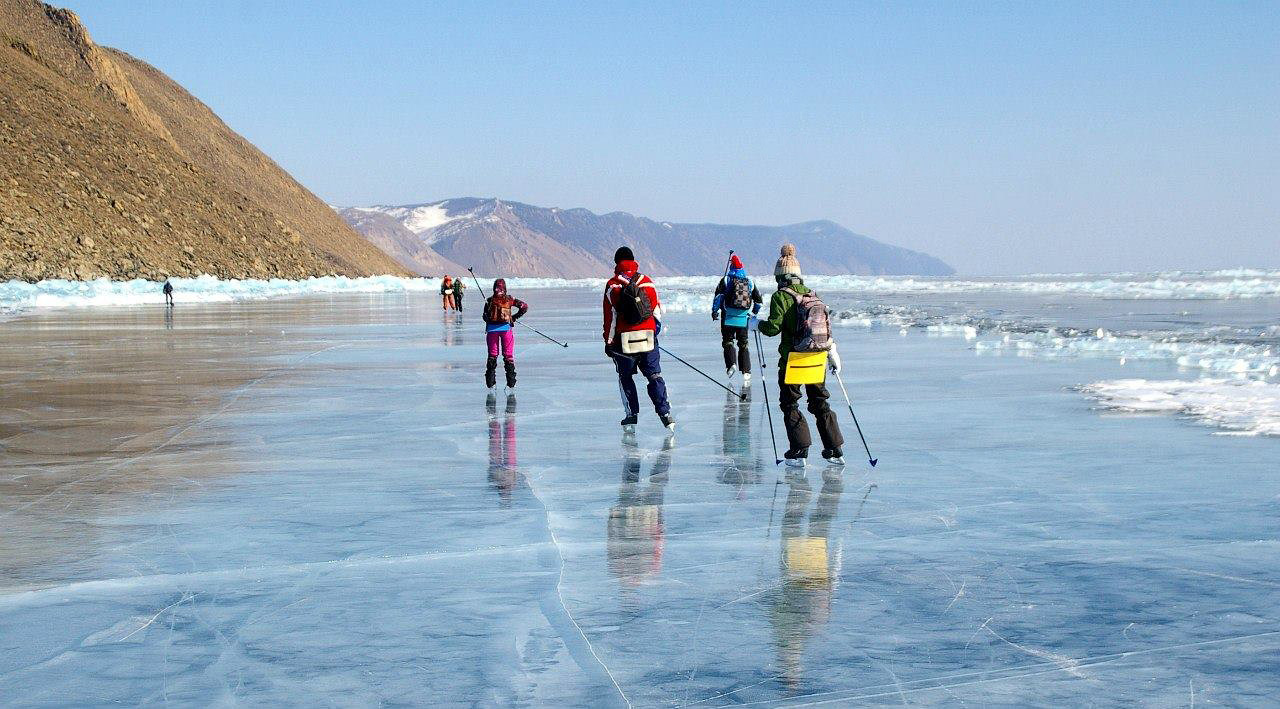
left=729, top=254, right=743, bottom=270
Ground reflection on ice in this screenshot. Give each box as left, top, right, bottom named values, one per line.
left=487, top=392, right=521, bottom=506
left=771, top=468, right=845, bottom=691
left=607, top=437, right=671, bottom=593
left=718, top=388, right=763, bottom=494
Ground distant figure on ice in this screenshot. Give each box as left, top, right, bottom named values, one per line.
left=482, top=278, right=528, bottom=389
left=712, top=253, right=762, bottom=386
left=757, top=244, right=844, bottom=466
left=604, top=246, right=674, bottom=433
left=452, top=277, right=466, bottom=312
left=162, top=279, right=174, bottom=307
left=440, top=275, right=455, bottom=310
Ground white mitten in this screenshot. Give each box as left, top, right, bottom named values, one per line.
left=828, top=344, right=842, bottom=374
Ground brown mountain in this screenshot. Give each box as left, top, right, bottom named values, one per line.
left=0, top=0, right=406, bottom=281
left=339, top=198, right=955, bottom=278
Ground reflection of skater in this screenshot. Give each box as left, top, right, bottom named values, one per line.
left=769, top=467, right=845, bottom=691
left=441, top=313, right=461, bottom=346
left=452, top=277, right=466, bottom=312
left=162, top=279, right=174, bottom=307
left=604, top=246, right=674, bottom=432
left=757, top=244, right=844, bottom=466
left=486, top=392, right=520, bottom=507
left=712, top=253, right=762, bottom=386
left=482, top=279, right=528, bottom=389
left=718, top=388, right=762, bottom=496
left=440, top=275, right=456, bottom=310
left=607, top=436, right=672, bottom=592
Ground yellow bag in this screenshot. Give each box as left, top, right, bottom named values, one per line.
left=784, top=351, right=828, bottom=385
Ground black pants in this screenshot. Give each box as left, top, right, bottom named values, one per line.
left=777, top=358, right=843, bottom=456
left=721, top=324, right=750, bottom=373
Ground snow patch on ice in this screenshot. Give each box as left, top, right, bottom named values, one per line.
left=973, top=331, right=1280, bottom=379
left=1082, top=378, right=1280, bottom=436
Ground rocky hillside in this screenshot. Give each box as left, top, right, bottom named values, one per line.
left=338, top=198, right=954, bottom=278
left=0, top=0, right=405, bottom=281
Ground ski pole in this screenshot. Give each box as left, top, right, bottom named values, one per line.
left=514, top=321, right=569, bottom=348
left=833, top=370, right=878, bottom=467
left=468, top=267, right=569, bottom=348
left=753, top=326, right=782, bottom=466
left=712, top=250, right=733, bottom=326
left=657, top=345, right=745, bottom=400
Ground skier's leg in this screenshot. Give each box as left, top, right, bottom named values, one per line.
left=613, top=352, right=641, bottom=420
left=778, top=359, right=811, bottom=457
left=721, top=324, right=736, bottom=371
left=735, top=326, right=751, bottom=373
left=806, top=382, right=845, bottom=453
left=485, top=332, right=500, bottom=388
left=502, top=330, right=517, bottom=387
left=638, top=348, right=670, bottom=416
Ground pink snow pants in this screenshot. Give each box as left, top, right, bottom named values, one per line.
left=487, top=329, right=515, bottom=360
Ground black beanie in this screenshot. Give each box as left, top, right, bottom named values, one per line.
left=614, top=246, right=634, bottom=263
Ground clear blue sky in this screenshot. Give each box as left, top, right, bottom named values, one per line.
left=63, top=1, right=1279, bottom=274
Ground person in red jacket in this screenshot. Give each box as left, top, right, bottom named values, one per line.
left=603, top=246, right=674, bottom=432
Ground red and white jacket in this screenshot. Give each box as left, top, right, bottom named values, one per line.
left=602, top=260, right=662, bottom=343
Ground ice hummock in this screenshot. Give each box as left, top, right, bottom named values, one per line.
left=1082, top=378, right=1280, bottom=436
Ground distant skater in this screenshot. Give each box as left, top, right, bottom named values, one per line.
left=712, top=253, right=762, bottom=386
left=482, top=278, right=528, bottom=389
left=441, top=275, right=456, bottom=310
left=757, top=244, right=844, bottom=466
left=604, top=246, right=674, bottom=433
left=162, top=279, right=174, bottom=307
left=452, top=277, right=466, bottom=312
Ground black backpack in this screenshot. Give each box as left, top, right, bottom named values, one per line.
left=616, top=274, right=654, bottom=326
left=725, top=275, right=752, bottom=310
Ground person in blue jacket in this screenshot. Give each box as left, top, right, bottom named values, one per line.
left=712, top=253, right=763, bottom=385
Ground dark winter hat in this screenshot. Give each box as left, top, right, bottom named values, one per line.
left=492, top=278, right=506, bottom=294
left=614, top=246, right=635, bottom=263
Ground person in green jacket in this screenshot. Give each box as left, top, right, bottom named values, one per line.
left=452, top=277, right=466, bottom=312
left=756, top=244, right=844, bottom=466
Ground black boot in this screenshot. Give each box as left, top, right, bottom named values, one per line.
left=485, top=356, right=497, bottom=389
left=504, top=359, right=517, bottom=388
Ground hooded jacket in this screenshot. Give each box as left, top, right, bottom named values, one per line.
left=712, top=266, right=763, bottom=327
left=603, top=259, right=662, bottom=343
left=484, top=278, right=528, bottom=333
left=757, top=274, right=810, bottom=356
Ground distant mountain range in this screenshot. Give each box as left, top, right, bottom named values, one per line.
left=337, top=198, right=954, bottom=278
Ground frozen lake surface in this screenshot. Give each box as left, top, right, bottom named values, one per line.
left=2, top=289, right=1278, bottom=706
